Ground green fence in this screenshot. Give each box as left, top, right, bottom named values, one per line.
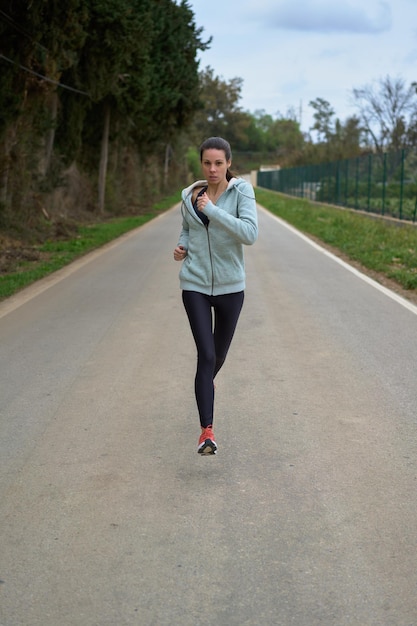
left=257, top=149, right=417, bottom=222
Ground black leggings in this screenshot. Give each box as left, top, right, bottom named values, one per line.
left=182, top=290, right=244, bottom=428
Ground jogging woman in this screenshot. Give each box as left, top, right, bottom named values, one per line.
left=173, top=137, right=258, bottom=454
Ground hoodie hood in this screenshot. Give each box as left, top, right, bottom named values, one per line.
left=181, top=177, right=245, bottom=202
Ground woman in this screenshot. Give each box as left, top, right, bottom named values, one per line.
left=173, top=137, right=258, bottom=454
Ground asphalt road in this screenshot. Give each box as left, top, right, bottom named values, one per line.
left=1, top=203, right=417, bottom=626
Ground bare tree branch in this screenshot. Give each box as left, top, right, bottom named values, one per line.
left=352, top=76, right=417, bottom=153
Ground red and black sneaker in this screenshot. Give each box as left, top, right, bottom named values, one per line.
left=197, top=426, right=217, bottom=455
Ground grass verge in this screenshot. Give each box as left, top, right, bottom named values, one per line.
left=0, top=191, right=181, bottom=301
left=255, top=188, right=417, bottom=293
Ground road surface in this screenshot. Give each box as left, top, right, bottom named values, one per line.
left=1, top=203, right=417, bottom=626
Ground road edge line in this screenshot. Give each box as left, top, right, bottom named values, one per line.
left=259, top=205, right=417, bottom=317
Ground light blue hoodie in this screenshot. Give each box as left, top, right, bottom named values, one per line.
left=177, top=177, right=258, bottom=296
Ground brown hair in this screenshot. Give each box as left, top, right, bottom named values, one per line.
left=199, top=137, right=237, bottom=181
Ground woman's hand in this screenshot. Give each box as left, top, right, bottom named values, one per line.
left=196, top=192, right=209, bottom=212
left=173, top=245, right=187, bottom=261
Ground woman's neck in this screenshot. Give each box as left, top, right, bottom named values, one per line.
left=206, top=180, right=228, bottom=202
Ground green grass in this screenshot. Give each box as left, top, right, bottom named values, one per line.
left=255, top=187, right=417, bottom=292
left=0, top=190, right=181, bottom=301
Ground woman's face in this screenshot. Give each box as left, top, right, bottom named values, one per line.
left=201, top=149, right=231, bottom=185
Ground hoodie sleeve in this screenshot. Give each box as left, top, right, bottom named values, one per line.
left=203, top=181, right=258, bottom=245
left=177, top=201, right=190, bottom=250
left=177, top=181, right=208, bottom=249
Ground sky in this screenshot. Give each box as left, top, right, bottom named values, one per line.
left=187, top=0, right=417, bottom=133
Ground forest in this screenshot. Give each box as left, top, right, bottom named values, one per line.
left=1, top=1, right=417, bottom=243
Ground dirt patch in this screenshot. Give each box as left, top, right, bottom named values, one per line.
left=0, top=235, right=43, bottom=274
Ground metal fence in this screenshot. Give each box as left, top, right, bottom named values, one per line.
left=257, top=149, right=417, bottom=222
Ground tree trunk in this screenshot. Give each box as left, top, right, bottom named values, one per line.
left=164, top=143, right=172, bottom=187
left=0, top=124, right=17, bottom=208
left=43, top=92, right=58, bottom=176
left=98, top=104, right=111, bottom=213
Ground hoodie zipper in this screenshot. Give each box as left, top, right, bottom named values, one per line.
left=205, top=224, right=215, bottom=295
left=186, top=195, right=215, bottom=293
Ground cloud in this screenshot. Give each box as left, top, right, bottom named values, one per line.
left=317, top=47, right=346, bottom=59
left=248, top=0, right=392, bottom=34
left=404, top=48, right=417, bottom=65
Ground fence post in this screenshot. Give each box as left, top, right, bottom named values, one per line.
left=355, top=157, right=359, bottom=209
left=344, top=159, right=349, bottom=206
left=327, top=163, right=331, bottom=203
left=367, top=153, right=372, bottom=211
left=381, top=152, right=387, bottom=216
left=336, top=161, right=340, bottom=205
left=399, top=149, right=405, bottom=220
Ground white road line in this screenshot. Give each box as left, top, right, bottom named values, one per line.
left=259, top=205, right=417, bottom=317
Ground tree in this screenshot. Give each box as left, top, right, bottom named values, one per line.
left=249, top=110, right=274, bottom=150
left=302, top=99, right=364, bottom=164
left=59, top=0, right=208, bottom=210
left=322, top=116, right=363, bottom=162
left=268, top=117, right=304, bottom=163
left=0, top=0, right=209, bottom=222
left=0, top=0, right=88, bottom=206
left=137, top=0, right=209, bottom=146
left=309, top=98, right=335, bottom=143
left=352, top=75, right=417, bottom=153
left=61, top=0, right=155, bottom=211
left=190, top=67, right=248, bottom=142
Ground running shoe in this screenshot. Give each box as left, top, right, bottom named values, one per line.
left=197, top=426, right=217, bottom=455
